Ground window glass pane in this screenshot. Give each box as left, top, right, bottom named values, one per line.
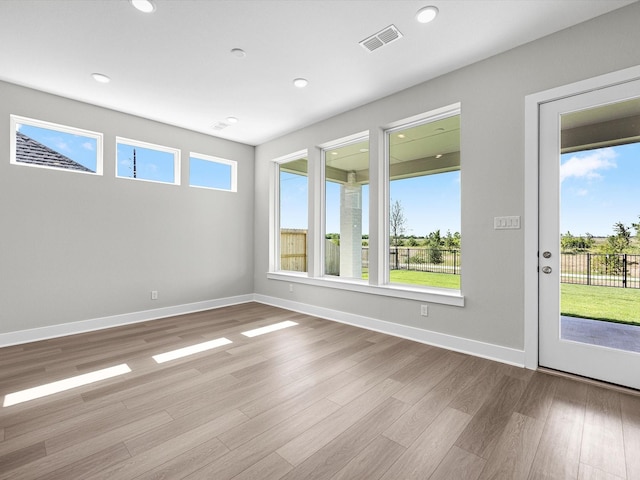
left=116, top=139, right=178, bottom=184
left=388, top=115, right=461, bottom=289
left=12, top=117, right=101, bottom=174
left=324, top=139, right=369, bottom=279
left=189, top=154, right=235, bottom=191
left=279, top=158, right=308, bottom=272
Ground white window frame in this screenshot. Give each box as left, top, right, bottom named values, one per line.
left=10, top=114, right=103, bottom=175
left=383, top=104, right=462, bottom=292
left=115, top=136, right=181, bottom=185
left=270, top=150, right=309, bottom=274
left=266, top=106, right=464, bottom=307
left=189, top=152, right=237, bottom=192
left=320, top=132, right=370, bottom=280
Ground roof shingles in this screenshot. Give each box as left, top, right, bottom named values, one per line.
left=15, top=131, right=93, bottom=172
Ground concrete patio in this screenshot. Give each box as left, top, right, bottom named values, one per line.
left=561, top=315, right=640, bottom=353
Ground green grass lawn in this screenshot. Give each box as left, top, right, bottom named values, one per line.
left=561, top=283, right=640, bottom=325
left=362, top=269, right=461, bottom=289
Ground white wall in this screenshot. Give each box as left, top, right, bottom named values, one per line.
left=0, top=81, right=255, bottom=336
left=253, top=3, right=640, bottom=357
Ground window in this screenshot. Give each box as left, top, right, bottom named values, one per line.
left=10, top=115, right=102, bottom=175
left=116, top=137, right=180, bottom=185
left=268, top=104, right=463, bottom=306
left=277, top=155, right=308, bottom=272
left=387, top=110, right=461, bottom=289
left=323, top=137, right=369, bottom=279
left=189, top=153, right=237, bottom=192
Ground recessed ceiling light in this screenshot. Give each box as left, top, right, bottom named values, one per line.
left=398, top=134, right=406, bottom=139
left=331, top=151, right=338, bottom=156
left=360, top=148, right=369, bottom=153
left=436, top=154, right=443, bottom=158
left=416, top=6, right=438, bottom=24
left=293, top=78, right=309, bottom=88
left=226, top=116, right=239, bottom=124
left=231, top=48, right=246, bottom=58
left=91, top=73, right=111, bottom=84
left=130, top=0, right=156, bottom=13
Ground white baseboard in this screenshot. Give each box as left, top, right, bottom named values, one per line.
left=0, top=294, right=254, bottom=348
left=1, top=293, right=526, bottom=368
left=254, top=294, right=526, bottom=368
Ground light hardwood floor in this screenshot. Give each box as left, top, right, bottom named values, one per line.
left=1, top=302, right=639, bottom=479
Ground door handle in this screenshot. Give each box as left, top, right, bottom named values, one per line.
left=542, top=266, right=552, bottom=274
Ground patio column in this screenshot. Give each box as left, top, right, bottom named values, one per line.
left=340, top=171, right=362, bottom=278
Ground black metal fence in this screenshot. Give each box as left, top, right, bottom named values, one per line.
left=561, top=253, right=640, bottom=289
left=362, top=247, right=461, bottom=275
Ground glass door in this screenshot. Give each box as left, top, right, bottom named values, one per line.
left=539, top=79, right=640, bottom=389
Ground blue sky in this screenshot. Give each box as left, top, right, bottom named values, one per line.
left=280, top=170, right=460, bottom=236
left=561, top=143, right=640, bottom=237
left=189, top=158, right=232, bottom=190
left=116, top=143, right=175, bottom=183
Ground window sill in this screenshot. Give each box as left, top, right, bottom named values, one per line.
left=266, top=272, right=464, bottom=307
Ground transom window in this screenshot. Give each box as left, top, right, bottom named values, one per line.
left=189, top=153, right=237, bottom=192
left=116, top=137, right=180, bottom=185
left=10, top=115, right=103, bottom=175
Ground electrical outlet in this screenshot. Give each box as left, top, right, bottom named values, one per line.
left=420, top=304, right=428, bottom=317
left=151, top=290, right=158, bottom=300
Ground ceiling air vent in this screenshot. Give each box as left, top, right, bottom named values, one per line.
left=359, top=24, right=403, bottom=52
left=212, top=122, right=229, bottom=131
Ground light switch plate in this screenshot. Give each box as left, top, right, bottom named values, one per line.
left=494, top=216, right=520, bottom=230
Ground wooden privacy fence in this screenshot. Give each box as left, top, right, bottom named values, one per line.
left=280, top=229, right=307, bottom=272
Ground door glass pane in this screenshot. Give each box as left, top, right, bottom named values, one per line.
left=324, top=139, right=369, bottom=279
left=560, top=98, right=640, bottom=352
left=279, top=158, right=308, bottom=272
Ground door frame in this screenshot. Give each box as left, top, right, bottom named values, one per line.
left=523, top=65, right=640, bottom=370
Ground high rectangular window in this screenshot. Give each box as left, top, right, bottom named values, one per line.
left=116, top=137, right=180, bottom=185
left=323, top=138, right=370, bottom=279
left=277, top=156, right=308, bottom=272
left=387, top=111, right=461, bottom=289
left=10, top=115, right=103, bottom=175
left=189, top=153, right=237, bottom=192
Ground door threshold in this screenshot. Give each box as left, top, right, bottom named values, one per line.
left=538, top=366, right=640, bottom=396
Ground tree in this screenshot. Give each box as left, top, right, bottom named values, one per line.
left=595, top=221, right=631, bottom=275
left=561, top=231, right=594, bottom=252
left=390, top=200, right=407, bottom=249
left=443, top=230, right=461, bottom=249
left=632, top=216, right=640, bottom=236
left=390, top=199, right=407, bottom=269
left=426, top=229, right=444, bottom=264
left=607, top=221, right=631, bottom=253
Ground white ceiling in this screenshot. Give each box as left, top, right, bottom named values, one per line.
left=0, top=0, right=635, bottom=146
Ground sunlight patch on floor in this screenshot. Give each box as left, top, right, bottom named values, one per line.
left=152, top=337, right=232, bottom=364
left=3, top=363, right=131, bottom=407
left=241, top=320, right=298, bottom=338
